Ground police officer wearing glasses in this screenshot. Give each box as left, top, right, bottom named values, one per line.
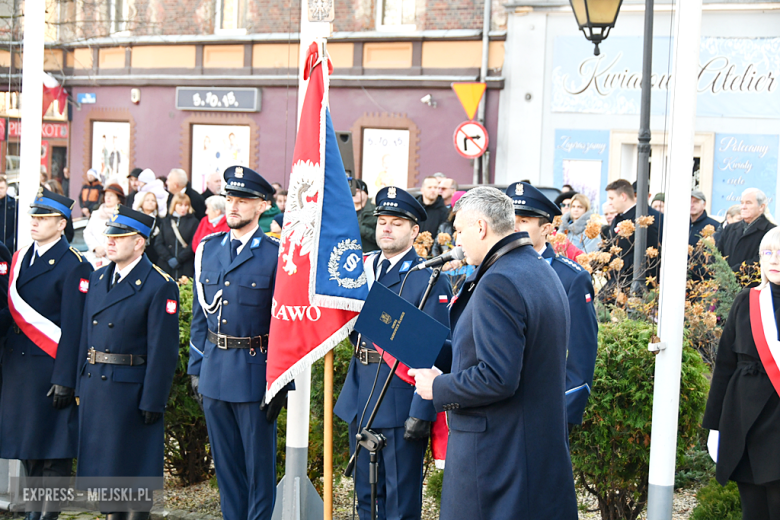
left=188, top=166, right=290, bottom=520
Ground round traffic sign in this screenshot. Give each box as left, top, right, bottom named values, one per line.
left=453, top=121, right=488, bottom=159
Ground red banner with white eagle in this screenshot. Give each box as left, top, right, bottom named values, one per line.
left=265, top=41, right=369, bottom=401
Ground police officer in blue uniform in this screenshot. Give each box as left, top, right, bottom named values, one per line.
left=0, top=188, right=93, bottom=520
left=507, top=182, right=599, bottom=431
left=188, top=166, right=289, bottom=520
left=76, top=205, right=180, bottom=520
left=334, top=186, right=452, bottom=520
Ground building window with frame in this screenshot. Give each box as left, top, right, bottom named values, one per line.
left=376, top=0, right=416, bottom=31
left=216, top=0, right=248, bottom=34
left=110, top=0, right=129, bottom=34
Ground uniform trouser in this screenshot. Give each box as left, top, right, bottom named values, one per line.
left=737, top=480, right=780, bottom=520
left=203, top=397, right=277, bottom=520
left=348, top=422, right=427, bottom=520
left=22, top=459, right=72, bottom=513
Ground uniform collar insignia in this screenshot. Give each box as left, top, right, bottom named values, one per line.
left=251, top=237, right=261, bottom=249
left=400, top=260, right=412, bottom=273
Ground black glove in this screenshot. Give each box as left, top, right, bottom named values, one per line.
left=403, top=417, right=431, bottom=441
left=142, top=410, right=162, bottom=425
left=47, top=385, right=74, bottom=409
left=260, top=390, right=288, bottom=423
left=190, top=375, right=204, bottom=410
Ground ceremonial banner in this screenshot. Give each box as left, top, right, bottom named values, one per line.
left=265, top=41, right=369, bottom=401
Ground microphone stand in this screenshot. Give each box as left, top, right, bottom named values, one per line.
left=344, top=266, right=443, bottom=520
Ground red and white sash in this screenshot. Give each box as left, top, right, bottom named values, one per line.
left=7, top=246, right=60, bottom=358
left=749, top=286, right=780, bottom=397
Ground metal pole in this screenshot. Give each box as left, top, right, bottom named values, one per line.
left=473, top=0, right=492, bottom=184
left=323, top=350, right=333, bottom=520
left=18, top=0, right=46, bottom=250
left=646, top=1, right=703, bottom=518
left=630, top=0, right=654, bottom=295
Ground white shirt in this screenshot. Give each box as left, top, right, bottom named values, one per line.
left=31, top=237, right=61, bottom=266
left=377, top=245, right=414, bottom=278
left=113, top=254, right=144, bottom=284
left=231, top=224, right=259, bottom=256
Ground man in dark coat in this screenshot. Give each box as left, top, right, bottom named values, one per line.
left=0, top=189, right=93, bottom=520
left=689, top=190, right=720, bottom=247
left=0, top=176, right=18, bottom=252
left=507, top=182, right=599, bottom=431
left=352, top=179, right=378, bottom=253
left=335, top=186, right=452, bottom=520
left=409, top=187, right=578, bottom=520
left=603, top=179, right=664, bottom=289
left=125, top=167, right=143, bottom=210
left=717, top=188, right=776, bottom=275
left=76, top=205, right=179, bottom=520
left=165, top=168, right=207, bottom=220
left=414, top=176, right=449, bottom=240
left=188, top=166, right=290, bottom=520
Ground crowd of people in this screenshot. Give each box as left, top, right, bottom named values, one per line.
left=0, top=161, right=777, bottom=520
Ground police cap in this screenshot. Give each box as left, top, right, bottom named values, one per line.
left=374, top=186, right=427, bottom=224
left=224, top=165, right=274, bottom=200
left=104, top=205, right=156, bottom=239
left=29, top=187, right=75, bottom=219
left=506, top=182, right=561, bottom=223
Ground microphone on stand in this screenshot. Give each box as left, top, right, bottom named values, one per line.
left=408, top=246, right=465, bottom=272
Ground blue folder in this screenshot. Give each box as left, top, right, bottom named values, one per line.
left=354, top=282, right=449, bottom=369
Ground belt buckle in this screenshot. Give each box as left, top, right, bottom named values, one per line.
left=358, top=348, right=369, bottom=365
left=217, top=335, right=228, bottom=349
left=87, top=348, right=97, bottom=365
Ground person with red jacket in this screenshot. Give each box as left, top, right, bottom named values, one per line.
left=191, top=195, right=229, bottom=253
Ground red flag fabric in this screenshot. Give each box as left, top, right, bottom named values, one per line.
left=42, top=73, right=67, bottom=117
left=265, top=41, right=368, bottom=401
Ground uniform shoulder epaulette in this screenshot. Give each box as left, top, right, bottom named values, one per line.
left=554, top=255, right=584, bottom=273
left=264, top=234, right=280, bottom=245
left=69, top=247, right=84, bottom=262
left=152, top=264, right=174, bottom=282
left=201, top=231, right=227, bottom=243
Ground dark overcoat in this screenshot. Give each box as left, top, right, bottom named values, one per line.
left=702, top=287, right=780, bottom=485
left=188, top=228, right=279, bottom=403
left=716, top=214, right=776, bottom=272
left=432, top=233, right=578, bottom=520
left=76, top=255, right=179, bottom=478
left=542, top=246, right=599, bottom=425
left=153, top=213, right=199, bottom=279
left=334, top=247, right=452, bottom=428
left=0, top=240, right=92, bottom=460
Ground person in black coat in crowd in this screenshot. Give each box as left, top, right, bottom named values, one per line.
left=125, top=167, right=143, bottom=210
left=0, top=176, right=17, bottom=252
left=415, top=176, right=449, bottom=241
left=165, top=168, right=206, bottom=221
left=703, top=226, right=780, bottom=520
left=717, top=188, right=776, bottom=277
left=153, top=193, right=199, bottom=279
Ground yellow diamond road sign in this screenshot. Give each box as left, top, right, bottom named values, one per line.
left=452, top=82, right=487, bottom=120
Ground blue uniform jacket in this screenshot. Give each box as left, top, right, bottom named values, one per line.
left=188, top=228, right=279, bottom=403
left=432, top=233, right=578, bottom=520
left=334, top=247, right=452, bottom=428
left=0, top=239, right=92, bottom=460
left=76, top=255, right=180, bottom=477
left=542, top=245, right=599, bottom=425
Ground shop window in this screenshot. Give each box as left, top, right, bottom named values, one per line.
left=350, top=113, right=421, bottom=190
left=216, top=0, right=248, bottom=35
left=376, top=0, right=416, bottom=32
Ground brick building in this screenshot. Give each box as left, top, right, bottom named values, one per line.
left=0, top=0, right=508, bottom=201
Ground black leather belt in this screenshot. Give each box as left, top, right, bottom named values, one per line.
left=208, top=329, right=268, bottom=353
left=355, top=346, right=382, bottom=365
left=87, top=348, right=146, bottom=366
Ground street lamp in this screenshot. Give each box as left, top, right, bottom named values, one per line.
left=568, top=0, right=624, bottom=55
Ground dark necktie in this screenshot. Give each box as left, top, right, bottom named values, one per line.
left=230, top=239, right=242, bottom=261
left=110, top=271, right=120, bottom=290
left=377, top=259, right=391, bottom=281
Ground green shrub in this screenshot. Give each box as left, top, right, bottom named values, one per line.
left=164, top=280, right=213, bottom=485
left=674, top=445, right=715, bottom=489
left=570, top=320, right=709, bottom=520
left=425, top=468, right=444, bottom=507
left=690, top=479, right=741, bottom=520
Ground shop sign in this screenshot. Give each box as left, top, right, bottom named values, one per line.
left=712, top=133, right=779, bottom=217
left=552, top=37, right=780, bottom=118
left=8, top=121, right=69, bottom=139
left=0, top=119, right=5, bottom=141
left=553, top=129, right=610, bottom=210
left=175, top=87, right=261, bottom=112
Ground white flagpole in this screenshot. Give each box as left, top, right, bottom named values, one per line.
left=18, top=0, right=47, bottom=249
left=272, top=2, right=331, bottom=519
left=646, top=1, right=703, bottom=518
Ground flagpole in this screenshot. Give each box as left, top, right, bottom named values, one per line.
left=323, top=350, right=334, bottom=520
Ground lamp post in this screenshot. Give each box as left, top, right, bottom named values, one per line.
left=569, top=0, right=653, bottom=295
left=568, top=0, right=623, bottom=56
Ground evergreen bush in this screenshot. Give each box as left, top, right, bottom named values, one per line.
left=690, top=479, right=741, bottom=520
left=570, top=320, right=709, bottom=520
